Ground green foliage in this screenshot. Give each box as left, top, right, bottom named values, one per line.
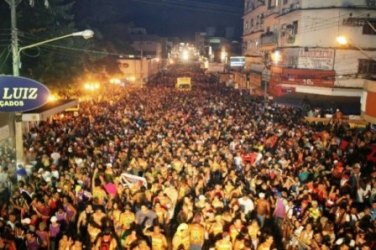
left=15, top=0, right=90, bottom=88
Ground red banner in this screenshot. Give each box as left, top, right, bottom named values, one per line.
left=270, top=67, right=335, bottom=88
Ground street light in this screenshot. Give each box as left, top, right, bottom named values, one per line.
left=16, top=29, right=94, bottom=73
left=336, top=35, right=375, bottom=61
left=13, top=30, right=94, bottom=165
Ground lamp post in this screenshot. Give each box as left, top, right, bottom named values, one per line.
left=12, top=30, right=94, bottom=165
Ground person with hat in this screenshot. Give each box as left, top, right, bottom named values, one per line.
left=188, top=215, right=206, bottom=250
left=49, top=216, right=60, bottom=250
left=36, top=221, right=49, bottom=250
left=255, top=193, right=270, bottom=227
left=172, top=223, right=190, bottom=250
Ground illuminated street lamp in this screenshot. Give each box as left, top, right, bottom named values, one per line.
left=271, top=50, right=282, bottom=64
left=220, top=49, right=228, bottom=63
left=84, top=82, right=100, bottom=91
left=181, top=49, right=189, bottom=61
left=336, top=35, right=375, bottom=61
left=47, top=94, right=58, bottom=102
left=336, top=36, right=348, bottom=46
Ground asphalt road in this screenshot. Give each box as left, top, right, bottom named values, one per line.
left=273, top=93, right=361, bottom=115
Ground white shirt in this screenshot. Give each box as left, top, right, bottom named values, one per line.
left=238, top=197, right=254, bottom=214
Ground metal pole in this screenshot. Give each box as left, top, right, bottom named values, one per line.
left=8, top=0, right=24, bottom=165
left=10, top=0, right=20, bottom=77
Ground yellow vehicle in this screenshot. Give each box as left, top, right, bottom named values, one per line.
left=176, top=77, right=192, bottom=91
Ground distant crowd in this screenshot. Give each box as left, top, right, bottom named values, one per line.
left=0, top=65, right=375, bottom=250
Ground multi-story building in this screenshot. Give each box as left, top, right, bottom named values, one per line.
left=243, top=0, right=376, bottom=115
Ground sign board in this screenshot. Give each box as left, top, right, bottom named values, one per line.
left=343, top=17, right=376, bottom=26
left=270, top=67, right=335, bottom=88
left=207, top=63, right=225, bottom=73
left=298, top=48, right=334, bottom=70
left=229, top=56, right=245, bottom=68
left=0, top=76, right=50, bottom=112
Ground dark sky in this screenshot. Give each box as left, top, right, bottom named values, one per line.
left=75, top=0, right=244, bottom=40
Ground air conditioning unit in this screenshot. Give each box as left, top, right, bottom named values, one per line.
left=283, top=7, right=290, bottom=14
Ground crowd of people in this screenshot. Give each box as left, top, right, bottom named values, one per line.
left=0, top=65, right=375, bottom=250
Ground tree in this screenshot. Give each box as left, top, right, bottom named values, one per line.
left=13, top=0, right=94, bottom=90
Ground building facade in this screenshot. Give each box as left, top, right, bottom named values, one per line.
left=243, top=0, right=376, bottom=100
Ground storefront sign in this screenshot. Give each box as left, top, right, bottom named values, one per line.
left=270, top=67, right=335, bottom=88
left=298, top=48, right=334, bottom=70
left=0, top=76, right=50, bottom=112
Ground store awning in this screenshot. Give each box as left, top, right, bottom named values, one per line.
left=22, top=99, right=78, bottom=122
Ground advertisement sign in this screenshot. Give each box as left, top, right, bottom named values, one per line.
left=298, top=48, right=334, bottom=70
left=207, top=63, right=225, bottom=73
left=0, top=76, right=50, bottom=112
left=270, top=67, right=335, bottom=88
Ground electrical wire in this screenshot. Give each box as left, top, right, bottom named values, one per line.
left=131, top=0, right=242, bottom=16
left=0, top=47, right=11, bottom=71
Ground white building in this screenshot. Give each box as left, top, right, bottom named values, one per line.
left=243, top=0, right=376, bottom=98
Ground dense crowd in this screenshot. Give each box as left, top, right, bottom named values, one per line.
left=0, top=65, right=375, bottom=250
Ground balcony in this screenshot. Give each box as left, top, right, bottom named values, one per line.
left=260, top=32, right=278, bottom=46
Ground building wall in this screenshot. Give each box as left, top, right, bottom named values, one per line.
left=362, top=80, right=376, bottom=123
left=118, top=58, right=161, bottom=84
left=243, top=0, right=376, bottom=94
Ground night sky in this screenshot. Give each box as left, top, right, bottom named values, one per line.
left=75, top=0, right=244, bottom=40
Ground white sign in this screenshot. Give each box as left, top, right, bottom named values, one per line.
left=298, top=48, right=334, bottom=70
left=120, top=173, right=147, bottom=187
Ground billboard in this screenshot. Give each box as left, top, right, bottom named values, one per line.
left=298, top=48, right=334, bottom=70
left=270, top=67, right=335, bottom=88
left=0, top=76, right=50, bottom=112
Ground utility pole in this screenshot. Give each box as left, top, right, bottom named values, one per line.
left=4, top=0, right=50, bottom=165
left=5, top=0, right=22, bottom=166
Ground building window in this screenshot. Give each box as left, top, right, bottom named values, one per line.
left=363, top=20, right=376, bottom=35
left=251, top=18, right=254, bottom=27
left=268, top=0, right=277, bottom=9
left=245, top=20, right=249, bottom=30
left=283, top=0, right=288, bottom=4
left=358, top=59, right=376, bottom=78
left=261, top=14, right=264, bottom=25
left=366, top=0, right=376, bottom=7
left=292, top=20, right=298, bottom=35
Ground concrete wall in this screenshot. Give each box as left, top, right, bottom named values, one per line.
left=362, top=80, right=376, bottom=123
left=118, top=58, right=161, bottom=84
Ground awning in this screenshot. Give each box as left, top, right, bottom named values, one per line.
left=22, top=99, right=78, bottom=122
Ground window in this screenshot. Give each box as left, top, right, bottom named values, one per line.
left=251, top=18, right=254, bottom=27
left=366, top=0, right=376, bottom=7
left=283, top=0, right=288, bottom=4
left=292, top=20, right=298, bottom=35
left=245, top=20, right=249, bottom=30
left=363, top=20, right=376, bottom=35
left=358, top=59, right=376, bottom=78
left=261, top=14, right=264, bottom=25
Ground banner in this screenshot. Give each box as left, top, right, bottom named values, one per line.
left=120, top=173, right=147, bottom=187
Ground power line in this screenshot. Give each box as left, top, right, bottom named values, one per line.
left=0, top=48, right=11, bottom=72
left=131, top=0, right=242, bottom=16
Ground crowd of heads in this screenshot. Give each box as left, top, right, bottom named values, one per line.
left=0, top=64, right=375, bottom=250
